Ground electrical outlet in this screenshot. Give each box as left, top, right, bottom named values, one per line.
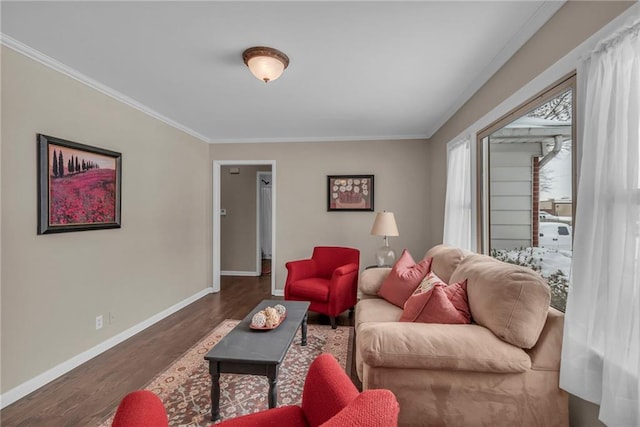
left=96, top=315, right=103, bottom=330
left=109, top=311, right=115, bottom=324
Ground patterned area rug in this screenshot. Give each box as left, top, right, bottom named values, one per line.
left=99, top=319, right=353, bottom=426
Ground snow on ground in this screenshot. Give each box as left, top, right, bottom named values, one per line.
left=494, top=247, right=572, bottom=278
left=537, top=248, right=571, bottom=277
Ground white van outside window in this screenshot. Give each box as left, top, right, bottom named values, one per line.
left=539, top=222, right=572, bottom=250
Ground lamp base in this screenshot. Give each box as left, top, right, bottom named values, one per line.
left=375, top=245, right=397, bottom=267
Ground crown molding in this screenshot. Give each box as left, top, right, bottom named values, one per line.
left=1, top=34, right=211, bottom=143
left=208, top=134, right=429, bottom=144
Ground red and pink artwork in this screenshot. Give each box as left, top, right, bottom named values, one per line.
left=38, top=134, right=121, bottom=234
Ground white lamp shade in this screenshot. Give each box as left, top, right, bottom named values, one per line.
left=370, top=212, right=399, bottom=237
left=247, top=56, right=286, bottom=83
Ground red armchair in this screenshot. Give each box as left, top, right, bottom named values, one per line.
left=285, top=246, right=360, bottom=328
left=111, top=389, right=168, bottom=427
left=112, top=354, right=399, bottom=427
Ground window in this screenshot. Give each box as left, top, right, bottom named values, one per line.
left=477, top=74, right=576, bottom=311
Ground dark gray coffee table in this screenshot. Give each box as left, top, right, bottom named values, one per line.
left=204, top=299, right=310, bottom=421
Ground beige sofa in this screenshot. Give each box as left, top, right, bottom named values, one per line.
left=355, top=245, right=569, bottom=426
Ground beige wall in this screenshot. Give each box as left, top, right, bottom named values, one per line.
left=0, top=47, right=210, bottom=393
left=220, top=165, right=271, bottom=272
left=210, top=140, right=430, bottom=291
left=426, top=1, right=635, bottom=249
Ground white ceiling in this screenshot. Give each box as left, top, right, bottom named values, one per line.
left=1, top=1, right=564, bottom=143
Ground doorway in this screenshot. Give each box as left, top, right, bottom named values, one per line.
left=257, top=171, right=272, bottom=276
left=213, top=160, right=276, bottom=295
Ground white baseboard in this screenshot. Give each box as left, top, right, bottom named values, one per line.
left=220, top=270, right=259, bottom=277
left=272, top=289, right=284, bottom=297
left=0, top=287, right=213, bottom=409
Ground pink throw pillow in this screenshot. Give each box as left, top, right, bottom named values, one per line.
left=400, top=271, right=471, bottom=324
left=377, top=251, right=432, bottom=308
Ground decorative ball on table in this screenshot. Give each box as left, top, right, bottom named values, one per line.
left=251, top=311, right=267, bottom=328
left=263, top=307, right=280, bottom=328
left=274, top=304, right=287, bottom=317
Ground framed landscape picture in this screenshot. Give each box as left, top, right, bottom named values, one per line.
left=327, top=175, right=374, bottom=211
left=37, top=134, right=122, bottom=234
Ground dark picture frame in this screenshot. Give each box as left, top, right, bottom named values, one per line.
left=327, top=175, right=374, bottom=211
left=37, top=134, right=122, bottom=234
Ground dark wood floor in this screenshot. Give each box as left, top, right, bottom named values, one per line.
left=0, top=276, right=357, bottom=426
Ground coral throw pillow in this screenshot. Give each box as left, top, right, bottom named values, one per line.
left=400, top=271, right=471, bottom=324
left=377, top=251, right=432, bottom=308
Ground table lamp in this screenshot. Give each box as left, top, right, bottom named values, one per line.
left=370, top=211, right=399, bottom=267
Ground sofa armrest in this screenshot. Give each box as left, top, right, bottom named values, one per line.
left=358, top=267, right=391, bottom=297
left=285, top=259, right=317, bottom=282
left=357, top=322, right=531, bottom=373
left=327, top=263, right=360, bottom=314
left=526, top=307, right=564, bottom=371
left=332, top=263, right=359, bottom=279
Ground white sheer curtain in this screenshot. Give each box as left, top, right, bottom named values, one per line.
left=443, top=136, right=472, bottom=250
left=560, top=19, right=640, bottom=427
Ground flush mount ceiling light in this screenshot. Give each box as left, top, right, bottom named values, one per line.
left=242, top=46, right=289, bottom=83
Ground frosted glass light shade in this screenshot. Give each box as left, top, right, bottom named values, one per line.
left=247, top=56, right=285, bottom=82
left=243, top=47, right=289, bottom=83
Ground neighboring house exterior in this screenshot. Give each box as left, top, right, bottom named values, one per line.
left=489, top=117, right=571, bottom=251
left=489, top=140, right=541, bottom=250
left=541, top=199, right=573, bottom=219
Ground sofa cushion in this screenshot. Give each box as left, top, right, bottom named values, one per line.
left=377, top=250, right=431, bottom=308
left=399, top=273, right=471, bottom=324
left=424, top=245, right=467, bottom=284
left=357, top=322, right=531, bottom=373
left=355, top=298, right=402, bottom=330
left=287, top=278, right=330, bottom=302
left=449, top=254, right=551, bottom=349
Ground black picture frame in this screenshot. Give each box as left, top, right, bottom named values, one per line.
left=37, top=134, right=122, bottom=234
left=327, top=175, right=374, bottom=211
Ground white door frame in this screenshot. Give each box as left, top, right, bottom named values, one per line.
left=212, top=160, right=276, bottom=295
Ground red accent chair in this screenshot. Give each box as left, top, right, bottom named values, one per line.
left=285, top=246, right=360, bottom=328
left=112, top=354, right=399, bottom=427
left=111, top=389, right=168, bottom=427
